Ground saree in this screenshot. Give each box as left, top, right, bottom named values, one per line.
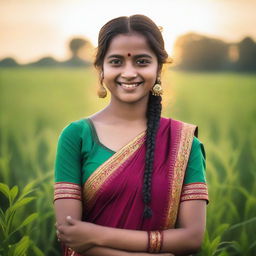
left=54, top=117, right=208, bottom=256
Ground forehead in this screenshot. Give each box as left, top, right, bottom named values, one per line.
left=105, top=33, right=156, bottom=57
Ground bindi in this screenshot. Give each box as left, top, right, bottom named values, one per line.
left=127, top=53, right=131, bottom=57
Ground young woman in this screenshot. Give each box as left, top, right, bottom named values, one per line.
left=54, top=15, right=209, bottom=256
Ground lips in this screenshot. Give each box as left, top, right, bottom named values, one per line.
left=117, top=81, right=144, bottom=88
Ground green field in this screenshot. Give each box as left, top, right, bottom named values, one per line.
left=0, top=68, right=256, bottom=255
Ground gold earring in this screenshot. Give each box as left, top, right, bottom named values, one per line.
left=151, top=78, right=163, bottom=96
left=97, top=72, right=107, bottom=98
left=97, top=83, right=107, bottom=98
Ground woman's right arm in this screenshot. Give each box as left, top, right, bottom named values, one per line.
left=54, top=199, right=82, bottom=224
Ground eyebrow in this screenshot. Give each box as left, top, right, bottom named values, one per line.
left=107, top=54, right=153, bottom=59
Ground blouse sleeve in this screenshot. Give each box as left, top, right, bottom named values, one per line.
left=54, top=122, right=82, bottom=201
left=180, top=136, right=209, bottom=203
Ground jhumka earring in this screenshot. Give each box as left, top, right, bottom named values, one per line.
left=97, top=72, right=107, bottom=98
left=151, top=77, right=163, bottom=96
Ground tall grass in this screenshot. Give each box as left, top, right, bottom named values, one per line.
left=0, top=68, right=255, bottom=255
left=164, top=71, right=256, bottom=255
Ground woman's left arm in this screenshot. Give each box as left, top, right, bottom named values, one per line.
left=100, top=200, right=206, bottom=255
left=58, top=200, right=206, bottom=255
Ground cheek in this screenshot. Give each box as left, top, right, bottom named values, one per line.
left=103, top=65, right=117, bottom=77
left=143, top=66, right=158, bottom=81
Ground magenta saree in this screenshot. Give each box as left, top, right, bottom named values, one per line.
left=62, top=117, right=207, bottom=256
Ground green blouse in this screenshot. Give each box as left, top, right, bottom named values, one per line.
left=54, top=118, right=207, bottom=186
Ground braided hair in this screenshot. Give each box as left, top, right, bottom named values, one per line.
left=143, top=92, right=162, bottom=218
left=94, top=15, right=169, bottom=218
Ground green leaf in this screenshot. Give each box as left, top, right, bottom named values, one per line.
left=7, top=243, right=16, bottom=256
left=218, top=251, right=229, bottom=256
left=5, top=197, right=35, bottom=224
left=229, top=240, right=242, bottom=253
left=11, top=197, right=35, bottom=212
left=228, top=216, right=256, bottom=231
left=5, top=210, right=16, bottom=237
left=31, top=243, right=44, bottom=256
left=0, top=183, right=10, bottom=200
left=248, top=240, right=256, bottom=251
left=13, top=236, right=30, bottom=256
left=23, top=182, right=35, bottom=193
left=201, top=230, right=211, bottom=254
left=0, top=208, right=7, bottom=235
left=210, top=235, right=221, bottom=255
left=10, top=186, right=18, bottom=204
left=20, top=182, right=36, bottom=199
left=213, top=223, right=230, bottom=238
left=15, top=213, right=38, bottom=233
left=0, top=207, right=5, bottom=220
left=214, top=241, right=240, bottom=255
left=240, top=229, right=249, bottom=251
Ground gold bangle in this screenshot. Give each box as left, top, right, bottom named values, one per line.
left=149, top=231, right=157, bottom=253
left=148, top=230, right=163, bottom=253
left=155, top=231, right=161, bottom=252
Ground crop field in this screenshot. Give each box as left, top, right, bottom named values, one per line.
left=0, top=68, right=255, bottom=255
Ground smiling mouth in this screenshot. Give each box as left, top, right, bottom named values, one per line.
left=117, top=81, right=144, bottom=88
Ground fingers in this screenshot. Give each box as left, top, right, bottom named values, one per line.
left=57, top=224, right=65, bottom=233
left=58, top=233, right=69, bottom=243
left=56, top=229, right=60, bottom=242
left=56, top=229, right=65, bottom=243
left=55, top=217, right=76, bottom=243
left=66, top=215, right=76, bottom=225
left=56, top=222, right=66, bottom=242
left=57, top=229, right=72, bottom=244
left=55, top=222, right=60, bottom=228
left=55, top=216, right=75, bottom=227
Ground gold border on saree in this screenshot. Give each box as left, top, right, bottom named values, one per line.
left=164, top=122, right=197, bottom=229
left=83, top=131, right=146, bottom=205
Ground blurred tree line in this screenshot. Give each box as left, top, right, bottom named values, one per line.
left=1, top=34, right=256, bottom=72
left=174, top=33, right=256, bottom=72
left=0, top=37, right=93, bottom=68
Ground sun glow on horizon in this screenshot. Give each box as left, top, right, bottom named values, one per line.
left=0, top=0, right=255, bottom=63
left=57, top=0, right=219, bottom=56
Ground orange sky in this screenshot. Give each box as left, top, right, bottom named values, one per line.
left=1, top=0, right=256, bottom=64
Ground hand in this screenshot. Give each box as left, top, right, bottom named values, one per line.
left=56, top=216, right=96, bottom=253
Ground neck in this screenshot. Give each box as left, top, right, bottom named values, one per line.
left=102, top=95, right=149, bottom=123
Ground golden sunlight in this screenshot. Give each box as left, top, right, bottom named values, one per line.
left=0, top=0, right=255, bottom=63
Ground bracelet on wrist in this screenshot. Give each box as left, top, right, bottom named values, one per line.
left=147, top=230, right=163, bottom=253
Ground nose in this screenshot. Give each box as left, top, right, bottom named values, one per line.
left=120, top=63, right=138, bottom=80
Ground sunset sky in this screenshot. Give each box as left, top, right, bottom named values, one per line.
left=1, top=0, right=256, bottom=63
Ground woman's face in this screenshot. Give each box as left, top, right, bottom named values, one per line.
left=102, top=32, right=159, bottom=104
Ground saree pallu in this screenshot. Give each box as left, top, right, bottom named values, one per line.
left=56, top=117, right=208, bottom=256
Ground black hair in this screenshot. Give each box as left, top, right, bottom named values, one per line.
left=94, top=14, right=169, bottom=218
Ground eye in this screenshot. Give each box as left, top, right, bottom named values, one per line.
left=136, top=59, right=151, bottom=65
left=109, top=59, right=122, bottom=65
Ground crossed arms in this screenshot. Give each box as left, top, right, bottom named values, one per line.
left=54, top=199, right=206, bottom=256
